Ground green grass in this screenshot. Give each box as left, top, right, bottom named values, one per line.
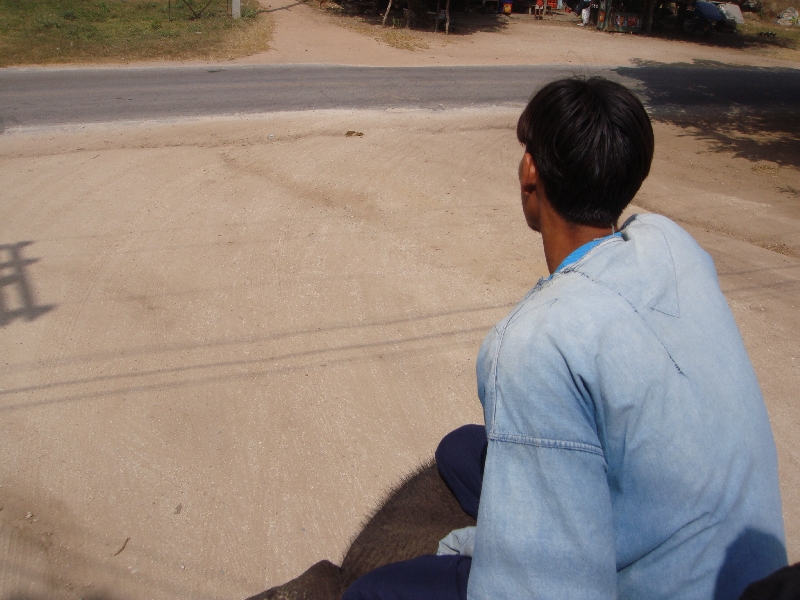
left=0, top=0, right=272, bottom=66
left=739, top=16, right=800, bottom=43
left=736, top=15, right=800, bottom=60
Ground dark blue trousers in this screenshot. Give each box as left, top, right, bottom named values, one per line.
left=435, top=424, right=487, bottom=521
left=342, top=425, right=487, bottom=600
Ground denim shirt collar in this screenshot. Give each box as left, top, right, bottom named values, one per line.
left=549, top=232, right=623, bottom=279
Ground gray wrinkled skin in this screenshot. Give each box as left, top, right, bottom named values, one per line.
left=246, top=460, right=476, bottom=600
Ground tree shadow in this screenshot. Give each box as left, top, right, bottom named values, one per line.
left=324, top=0, right=509, bottom=34
left=644, top=26, right=799, bottom=54
left=613, top=59, right=800, bottom=169
left=438, top=11, right=512, bottom=34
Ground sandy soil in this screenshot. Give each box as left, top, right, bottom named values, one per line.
left=1, top=108, right=799, bottom=600
left=2, top=4, right=800, bottom=599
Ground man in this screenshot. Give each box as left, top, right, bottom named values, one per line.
left=344, top=77, right=787, bottom=600
left=566, top=0, right=591, bottom=23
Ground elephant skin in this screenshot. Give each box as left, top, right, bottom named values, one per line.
left=246, top=460, right=476, bottom=600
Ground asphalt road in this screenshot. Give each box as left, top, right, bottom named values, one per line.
left=1, top=62, right=800, bottom=129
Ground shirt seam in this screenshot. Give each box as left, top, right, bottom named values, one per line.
left=489, top=280, right=550, bottom=429
left=488, top=237, right=622, bottom=428
left=553, top=235, right=624, bottom=279
left=647, top=224, right=681, bottom=318
left=571, top=271, right=684, bottom=374
left=488, top=431, right=605, bottom=457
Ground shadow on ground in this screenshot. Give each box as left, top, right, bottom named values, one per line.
left=644, top=26, right=799, bottom=54
left=614, top=59, right=800, bottom=169
left=0, top=241, right=56, bottom=326
left=429, top=11, right=510, bottom=35
left=325, top=7, right=509, bottom=35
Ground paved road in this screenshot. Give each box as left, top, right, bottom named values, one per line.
left=1, top=62, right=800, bottom=129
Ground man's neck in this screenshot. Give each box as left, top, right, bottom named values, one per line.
left=540, top=205, right=615, bottom=274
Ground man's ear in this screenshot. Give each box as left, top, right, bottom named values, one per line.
left=520, top=152, right=538, bottom=194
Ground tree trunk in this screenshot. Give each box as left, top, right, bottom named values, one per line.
left=445, top=0, right=451, bottom=32
left=382, top=0, right=393, bottom=25
left=675, top=1, right=688, bottom=31
left=643, top=0, right=655, bottom=32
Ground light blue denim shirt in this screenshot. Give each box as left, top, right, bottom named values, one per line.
left=468, top=214, right=787, bottom=600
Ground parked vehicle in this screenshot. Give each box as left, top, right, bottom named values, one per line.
left=691, top=0, right=725, bottom=35
left=652, top=0, right=735, bottom=35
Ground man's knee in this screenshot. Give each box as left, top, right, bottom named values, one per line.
left=435, top=424, right=485, bottom=474
left=341, top=570, right=382, bottom=600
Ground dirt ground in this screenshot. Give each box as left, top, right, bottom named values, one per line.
left=237, top=0, right=800, bottom=68
left=2, top=6, right=800, bottom=600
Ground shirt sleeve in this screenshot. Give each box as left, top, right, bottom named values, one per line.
left=468, top=294, right=617, bottom=600
left=467, top=438, right=616, bottom=599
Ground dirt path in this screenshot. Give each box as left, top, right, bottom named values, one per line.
left=1, top=108, right=798, bottom=599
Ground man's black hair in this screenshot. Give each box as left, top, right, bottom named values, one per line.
left=516, top=77, right=654, bottom=227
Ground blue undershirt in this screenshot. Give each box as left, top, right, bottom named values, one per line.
left=551, top=232, right=622, bottom=278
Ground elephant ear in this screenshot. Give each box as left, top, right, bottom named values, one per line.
left=244, top=560, right=343, bottom=600
left=339, top=460, right=476, bottom=591
left=244, top=459, right=474, bottom=600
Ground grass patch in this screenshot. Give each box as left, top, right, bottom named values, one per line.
left=0, top=0, right=272, bottom=66
left=736, top=14, right=800, bottom=60
left=632, top=11, right=800, bottom=62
